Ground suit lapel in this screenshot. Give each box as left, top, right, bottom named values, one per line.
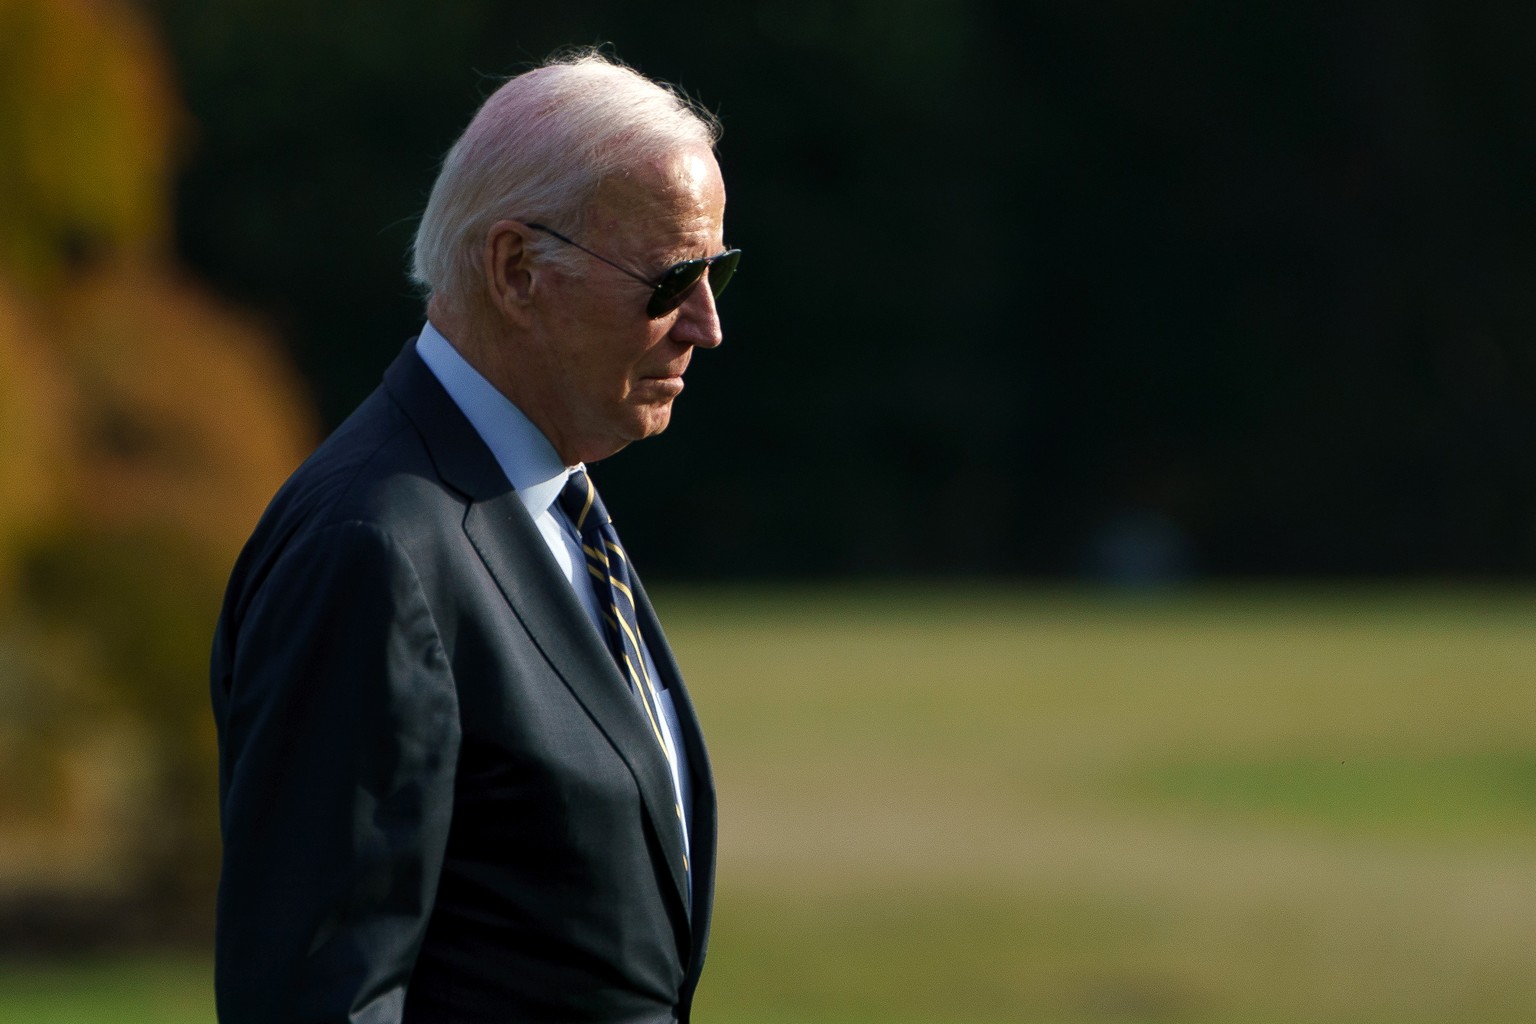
left=463, top=497, right=692, bottom=911
left=382, top=341, right=693, bottom=918
left=633, top=577, right=717, bottom=966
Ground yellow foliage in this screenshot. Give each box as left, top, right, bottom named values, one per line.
left=0, top=0, right=321, bottom=914
left=0, top=0, right=319, bottom=914
left=0, top=625, right=152, bottom=892
left=0, top=0, right=181, bottom=291
left=0, top=260, right=315, bottom=898
left=50, top=264, right=317, bottom=567
left=0, top=279, right=73, bottom=600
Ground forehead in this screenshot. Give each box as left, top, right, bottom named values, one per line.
left=587, top=146, right=725, bottom=245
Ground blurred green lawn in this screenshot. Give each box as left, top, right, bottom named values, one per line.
left=4, top=585, right=1534, bottom=1024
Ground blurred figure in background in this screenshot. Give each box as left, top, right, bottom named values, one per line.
left=211, top=49, right=739, bottom=1023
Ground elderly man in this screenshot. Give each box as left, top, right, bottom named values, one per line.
left=210, top=52, right=737, bottom=1024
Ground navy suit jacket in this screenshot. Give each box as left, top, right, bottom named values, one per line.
left=211, top=342, right=716, bottom=1023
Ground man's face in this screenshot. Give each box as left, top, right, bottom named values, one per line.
left=530, top=145, right=727, bottom=465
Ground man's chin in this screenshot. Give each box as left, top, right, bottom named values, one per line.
left=628, top=396, right=675, bottom=438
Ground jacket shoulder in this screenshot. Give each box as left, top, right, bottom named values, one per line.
left=218, top=383, right=468, bottom=629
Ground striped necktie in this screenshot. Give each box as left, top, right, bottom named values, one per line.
left=558, top=469, right=679, bottom=780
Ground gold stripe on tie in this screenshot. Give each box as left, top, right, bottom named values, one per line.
left=621, top=651, right=668, bottom=752
left=574, top=474, right=596, bottom=531
left=607, top=576, right=636, bottom=608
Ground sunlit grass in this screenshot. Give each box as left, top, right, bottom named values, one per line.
left=5, top=585, right=1535, bottom=1024
left=1131, top=750, right=1536, bottom=837
left=670, top=584, right=1536, bottom=1024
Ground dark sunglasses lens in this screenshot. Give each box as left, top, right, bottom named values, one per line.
left=645, top=250, right=743, bottom=318
left=707, top=250, right=741, bottom=298
left=647, top=260, right=711, bottom=318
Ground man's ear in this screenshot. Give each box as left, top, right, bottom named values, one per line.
left=483, top=220, right=536, bottom=326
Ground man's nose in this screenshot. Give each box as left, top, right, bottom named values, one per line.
left=669, top=281, right=723, bottom=349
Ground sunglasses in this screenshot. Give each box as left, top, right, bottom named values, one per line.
left=527, top=223, right=741, bottom=319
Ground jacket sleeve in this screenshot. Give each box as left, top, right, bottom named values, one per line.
left=213, top=520, right=460, bottom=1024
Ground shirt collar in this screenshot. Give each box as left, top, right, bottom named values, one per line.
left=415, top=321, right=573, bottom=518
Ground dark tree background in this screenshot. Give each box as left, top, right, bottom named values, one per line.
left=147, top=0, right=1536, bottom=581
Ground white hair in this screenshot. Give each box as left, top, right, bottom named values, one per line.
left=410, top=50, right=721, bottom=311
